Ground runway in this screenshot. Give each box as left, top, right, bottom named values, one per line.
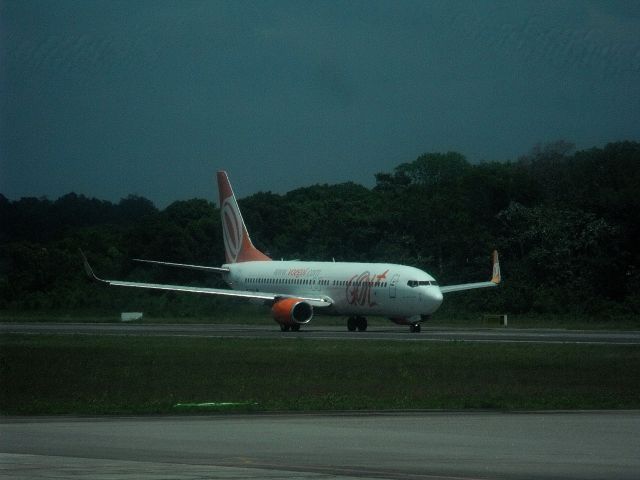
left=1, top=411, right=639, bottom=479
left=2, top=322, right=640, bottom=345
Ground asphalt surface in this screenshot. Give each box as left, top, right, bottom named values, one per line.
left=2, top=322, right=640, bottom=345
left=2, top=412, right=639, bottom=479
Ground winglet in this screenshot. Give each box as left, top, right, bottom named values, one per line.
left=79, top=249, right=101, bottom=282
left=491, top=250, right=501, bottom=285
left=216, top=171, right=271, bottom=263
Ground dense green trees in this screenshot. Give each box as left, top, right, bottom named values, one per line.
left=1, top=141, right=638, bottom=319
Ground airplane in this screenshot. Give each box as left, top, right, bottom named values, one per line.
left=82, top=171, right=501, bottom=333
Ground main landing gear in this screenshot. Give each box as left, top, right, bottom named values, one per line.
left=347, top=316, right=368, bottom=332
left=280, top=324, right=301, bottom=332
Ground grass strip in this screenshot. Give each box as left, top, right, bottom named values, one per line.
left=1, top=334, right=639, bottom=414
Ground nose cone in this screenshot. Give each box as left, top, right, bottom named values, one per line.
left=423, top=287, right=443, bottom=312
left=430, top=287, right=444, bottom=305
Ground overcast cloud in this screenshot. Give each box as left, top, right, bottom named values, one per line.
left=1, top=0, right=639, bottom=206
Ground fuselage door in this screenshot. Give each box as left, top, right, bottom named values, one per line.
left=389, top=274, right=400, bottom=298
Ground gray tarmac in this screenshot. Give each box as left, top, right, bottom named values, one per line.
left=2, top=322, right=640, bottom=345
left=2, top=412, right=639, bottom=479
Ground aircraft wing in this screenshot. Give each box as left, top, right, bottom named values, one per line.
left=439, top=251, right=501, bottom=294
left=81, top=252, right=332, bottom=308
left=440, top=281, right=498, bottom=293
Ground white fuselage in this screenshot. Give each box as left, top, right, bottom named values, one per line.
left=224, top=260, right=444, bottom=320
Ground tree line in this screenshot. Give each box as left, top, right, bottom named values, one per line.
left=1, top=140, right=638, bottom=320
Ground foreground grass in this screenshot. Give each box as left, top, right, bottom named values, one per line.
left=1, top=334, right=639, bottom=414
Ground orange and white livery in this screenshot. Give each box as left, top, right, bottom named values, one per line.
left=83, top=171, right=501, bottom=333
left=218, top=171, right=270, bottom=263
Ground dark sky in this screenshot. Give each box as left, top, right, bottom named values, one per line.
left=2, top=1, right=639, bottom=207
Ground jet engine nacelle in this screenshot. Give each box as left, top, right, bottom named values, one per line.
left=271, top=298, right=313, bottom=326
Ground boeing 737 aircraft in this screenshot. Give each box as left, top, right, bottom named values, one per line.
left=83, top=171, right=500, bottom=333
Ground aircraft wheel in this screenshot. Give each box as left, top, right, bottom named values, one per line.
left=409, top=323, right=421, bottom=333
left=357, top=317, right=368, bottom=332
left=347, top=317, right=357, bottom=332
left=280, top=324, right=291, bottom=332
left=291, top=324, right=301, bottom=332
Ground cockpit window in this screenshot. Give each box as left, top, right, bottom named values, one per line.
left=407, top=280, right=438, bottom=287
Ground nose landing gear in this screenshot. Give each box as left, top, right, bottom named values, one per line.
left=409, top=323, right=421, bottom=333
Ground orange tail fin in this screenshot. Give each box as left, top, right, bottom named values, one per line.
left=217, top=171, right=271, bottom=263
left=491, top=250, right=501, bottom=284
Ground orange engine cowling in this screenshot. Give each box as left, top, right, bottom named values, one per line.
left=272, top=298, right=313, bottom=326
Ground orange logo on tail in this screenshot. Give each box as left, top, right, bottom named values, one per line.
left=222, top=197, right=243, bottom=263
left=217, top=171, right=271, bottom=264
